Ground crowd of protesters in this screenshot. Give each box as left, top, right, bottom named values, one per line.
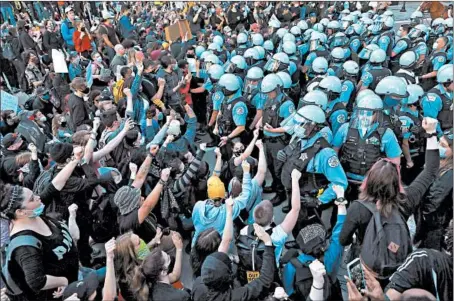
left=0, top=1, right=453, bottom=301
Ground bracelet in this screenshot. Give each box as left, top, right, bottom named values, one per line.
left=423, top=132, right=437, bottom=138
left=336, top=197, right=346, bottom=203
left=312, top=285, right=323, bottom=290
left=158, top=179, right=167, bottom=185
left=89, top=134, right=97, bottom=140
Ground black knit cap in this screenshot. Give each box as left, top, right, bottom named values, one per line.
left=50, top=142, right=73, bottom=164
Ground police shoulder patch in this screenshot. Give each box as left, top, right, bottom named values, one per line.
left=236, top=106, right=245, bottom=115
left=328, top=155, right=340, bottom=168
left=438, top=56, right=445, bottom=62
left=342, top=84, right=348, bottom=92
left=337, top=114, right=346, bottom=124
left=213, top=92, right=222, bottom=102
left=288, top=105, right=295, bottom=114
left=427, top=94, right=437, bottom=102
left=380, top=36, right=389, bottom=43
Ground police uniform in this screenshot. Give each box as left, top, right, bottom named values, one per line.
left=304, top=46, right=330, bottom=78
left=326, top=99, right=348, bottom=136
left=263, top=92, right=295, bottom=200
left=333, top=122, right=402, bottom=182
left=360, top=65, right=392, bottom=90
left=395, top=68, right=417, bottom=85
left=231, top=45, right=248, bottom=57
left=398, top=107, right=425, bottom=184
left=421, top=84, right=453, bottom=133
left=206, top=80, right=224, bottom=125
left=327, top=62, right=344, bottom=78
left=349, top=36, right=362, bottom=54
left=340, top=78, right=357, bottom=112
left=378, top=30, right=395, bottom=60
left=421, top=50, right=447, bottom=89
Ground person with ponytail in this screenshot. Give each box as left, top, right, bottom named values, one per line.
left=131, top=231, right=188, bottom=301
left=415, top=128, right=453, bottom=250
left=0, top=146, right=84, bottom=301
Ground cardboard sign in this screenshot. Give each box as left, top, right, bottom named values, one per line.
left=52, top=49, right=68, bottom=73
left=16, top=119, right=47, bottom=152
left=246, top=271, right=260, bottom=283
left=0, top=90, right=18, bottom=113
left=164, top=20, right=193, bottom=43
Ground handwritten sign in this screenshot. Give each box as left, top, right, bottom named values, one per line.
left=1, top=90, right=18, bottom=113
left=246, top=271, right=260, bottom=283
left=52, top=49, right=68, bottom=73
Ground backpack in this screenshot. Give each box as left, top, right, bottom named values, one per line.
left=1, top=235, right=42, bottom=296
left=2, top=40, right=15, bottom=61
left=280, top=249, right=334, bottom=300
left=359, top=201, right=412, bottom=279
left=33, top=165, right=59, bottom=217
left=236, top=224, right=269, bottom=285
left=112, top=78, right=125, bottom=104
left=22, top=96, right=34, bottom=111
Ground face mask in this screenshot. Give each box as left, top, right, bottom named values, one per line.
left=396, top=30, right=402, bottom=37
left=113, top=172, right=122, bottom=184
left=96, top=57, right=103, bottom=63
left=40, top=116, right=47, bottom=122
left=41, top=94, right=50, bottom=101
left=27, top=203, right=45, bottom=218
left=136, top=239, right=150, bottom=260
left=384, top=96, right=400, bottom=108
left=173, top=65, right=178, bottom=71
left=81, top=87, right=90, bottom=94
left=61, top=121, right=67, bottom=127
left=433, top=42, right=439, bottom=50
left=294, top=125, right=308, bottom=138
left=439, top=144, right=447, bottom=159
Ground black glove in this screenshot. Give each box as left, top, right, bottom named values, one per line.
left=301, top=195, right=321, bottom=209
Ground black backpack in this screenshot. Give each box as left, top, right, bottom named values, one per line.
left=33, top=165, right=59, bottom=217
left=236, top=224, right=268, bottom=285
left=22, top=96, right=34, bottom=111
left=359, top=202, right=412, bottom=279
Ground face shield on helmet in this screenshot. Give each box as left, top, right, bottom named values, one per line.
left=358, top=44, right=379, bottom=60
left=264, top=54, right=289, bottom=73
left=351, top=109, right=376, bottom=132
left=243, top=67, right=264, bottom=95
left=310, top=39, right=320, bottom=51
left=332, top=33, right=348, bottom=47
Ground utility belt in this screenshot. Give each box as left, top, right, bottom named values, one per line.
left=263, top=135, right=288, bottom=144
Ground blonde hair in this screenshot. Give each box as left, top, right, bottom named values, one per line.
left=127, top=48, right=137, bottom=66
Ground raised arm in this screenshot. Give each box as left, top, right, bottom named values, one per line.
left=253, top=139, right=267, bottom=187
left=131, top=153, right=152, bottom=189
left=67, top=204, right=80, bottom=243
left=168, top=232, right=184, bottom=283
left=102, top=239, right=117, bottom=301
left=233, top=129, right=259, bottom=166
left=137, top=168, right=170, bottom=223
left=92, top=118, right=134, bottom=162
left=51, top=147, right=84, bottom=191
left=213, top=147, right=223, bottom=177
left=279, top=169, right=301, bottom=234
left=218, top=198, right=234, bottom=253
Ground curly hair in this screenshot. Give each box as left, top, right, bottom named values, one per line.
left=0, top=184, right=24, bottom=220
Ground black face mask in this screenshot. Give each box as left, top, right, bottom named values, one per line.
left=187, top=53, right=195, bottom=58
left=81, top=87, right=90, bottom=94
left=61, top=122, right=67, bottom=127
left=222, top=88, right=236, bottom=96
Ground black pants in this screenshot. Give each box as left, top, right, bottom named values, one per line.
left=12, top=58, right=27, bottom=91
left=264, top=137, right=286, bottom=195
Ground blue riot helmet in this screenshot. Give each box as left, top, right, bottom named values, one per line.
left=369, top=49, right=386, bottom=64
left=355, top=89, right=376, bottom=105
left=200, top=51, right=212, bottom=62
left=218, top=73, right=241, bottom=96
left=297, top=20, right=309, bottom=31
left=264, top=52, right=289, bottom=73
left=383, top=10, right=394, bottom=17
left=327, top=20, right=340, bottom=34
left=410, top=11, right=423, bottom=26
left=347, top=23, right=366, bottom=36
left=351, top=10, right=361, bottom=22
left=244, top=48, right=260, bottom=66
left=340, top=9, right=350, bottom=19
left=263, top=40, right=274, bottom=51
left=317, top=76, right=342, bottom=101
left=312, top=57, right=329, bottom=74
left=203, top=54, right=220, bottom=70
left=195, top=46, right=206, bottom=58
left=276, top=28, right=289, bottom=39
left=375, top=76, right=409, bottom=100
left=330, top=47, right=345, bottom=63
left=251, top=33, right=264, bottom=46
left=402, top=84, right=424, bottom=106
left=300, top=90, right=328, bottom=110
left=320, top=18, right=330, bottom=28
left=313, top=23, right=324, bottom=33
left=244, top=67, right=264, bottom=94
left=276, top=71, right=292, bottom=90
left=237, top=32, right=248, bottom=45
left=208, top=43, right=221, bottom=53
left=382, top=16, right=395, bottom=29
left=332, top=32, right=348, bottom=48
left=303, top=29, right=314, bottom=42
left=358, top=43, right=379, bottom=60
left=253, top=46, right=265, bottom=60
left=213, top=35, right=224, bottom=47
left=399, top=51, right=418, bottom=69
left=208, top=64, right=225, bottom=83
left=282, top=41, right=297, bottom=56
left=360, top=16, right=373, bottom=27
left=437, top=64, right=454, bottom=84
left=342, top=60, right=360, bottom=76
left=408, top=24, right=429, bottom=42
left=291, top=105, right=326, bottom=139
left=341, top=14, right=354, bottom=30
left=432, top=18, right=446, bottom=35
left=283, top=33, right=296, bottom=44
left=261, top=74, right=283, bottom=95
left=269, top=18, right=281, bottom=29
left=310, top=31, right=325, bottom=51
left=290, top=26, right=302, bottom=37
left=352, top=94, right=383, bottom=130
left=224, top=55, right=247, bottom=73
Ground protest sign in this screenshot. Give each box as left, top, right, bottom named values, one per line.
left=1, top=90, right=18, bottom=113
left=52, top=49, right=69, bottom=73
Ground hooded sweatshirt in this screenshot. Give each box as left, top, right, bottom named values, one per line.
left=191, top=172, right=252, bottom=246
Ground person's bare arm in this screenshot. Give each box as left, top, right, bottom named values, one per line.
left=279, top=169, right=301, bottom=234
left=218, top=198, right=234, bottom=253
left=250, top=110, right=263, bottom=130
left=168, top=232, right=183, bottom=283
left=131, top=154, right=152, bottom=189
left=208, top=111, right=219, bottom=127
left=253, top=139, right=267, bottom=187
left=51, top=147, right=84, bottom=191
left=92, top=118, right=134, bottom=162
left=228, top=125, right=245, bottom=139
left=137, top=168, right=170, bottom=223
left=234, top=129, right=259, bottom=166
left=102, top=239, right=117, bottom=301
left=213, top=148, right=222, bottom=177
left=102, top=34, right=114, bottom=48
left=152, top=78, right=166, bottom=101
left=67, top=204, right=80, bottom=242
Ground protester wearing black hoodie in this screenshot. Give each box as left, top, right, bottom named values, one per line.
left=192, top=224, right=275, bottom=301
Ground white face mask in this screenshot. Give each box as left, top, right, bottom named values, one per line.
left=432, top=42, right=439, bottom=50
left=40, top=116, right=47, bottom=122
left=83, top=96, right=89, bottom=102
